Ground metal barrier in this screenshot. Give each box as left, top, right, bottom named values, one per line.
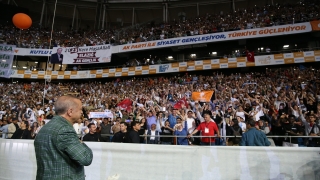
left=133, top=134, right=320, bottom=146
left=2, top=131, right=319, bottom=146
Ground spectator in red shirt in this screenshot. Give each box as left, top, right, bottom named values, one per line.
left=188, top=114, right=220, bottom=146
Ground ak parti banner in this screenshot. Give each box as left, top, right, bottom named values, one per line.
left=52, top=45, right=112, bottom=64
left=310, top=20, right=320, bottom=31
left=192, top=91, right=214, bottom=102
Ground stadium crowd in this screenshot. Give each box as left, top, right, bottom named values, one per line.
left=0, top=66, right=319, bottom=147
left=0, top=0, right=319, bottom=48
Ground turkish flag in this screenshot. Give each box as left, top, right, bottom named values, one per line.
left=246, top=51, right=255, bottom=62
left=173, top=97, right=188, bottom=109
left=117, top=98, right=133, bottom=111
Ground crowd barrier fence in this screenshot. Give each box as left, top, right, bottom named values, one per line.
left=0, top=138, right=319, bottom=180
left=2, top=131, right=319, bottom=146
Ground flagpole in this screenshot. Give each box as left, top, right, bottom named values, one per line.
left=43, top=0, right=58, bottom=106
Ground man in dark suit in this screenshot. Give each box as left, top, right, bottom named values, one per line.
left=112, top=122, right=128, bottom=143
left=34, top=95, right=93, bottom=180
left=50, top=48, right=63, bottom=71
left=126, top=121, right=140, bottom=143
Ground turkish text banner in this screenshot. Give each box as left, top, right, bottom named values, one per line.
left=118, top=22, right=312, bottom=52
left=52, top=45, right=112, bottom=64
left=0, top=45, right=15, bottom=78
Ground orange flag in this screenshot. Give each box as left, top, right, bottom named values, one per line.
left=192, top=91, right=214, bottom=102
left=310, top=20, right=320, bottom=31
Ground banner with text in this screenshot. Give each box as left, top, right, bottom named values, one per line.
left=0, top=45, right=15, bottom=78
left=9, top=50, right=320, bottom=79
left=118, top=22, right=312, bottom=52
left=254, top=55, right=281, bottom=66
left=14, top=48, right=53, bottom=56
left=89, top=112, right=113, bottom=119
left=0, top=45, right=15, bottom=54
left=52, top=45, right=112, bottom=64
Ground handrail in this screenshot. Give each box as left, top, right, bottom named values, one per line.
left=3, top=131, right=319, bottom=139
left=2, top=132, right=319, bottom=145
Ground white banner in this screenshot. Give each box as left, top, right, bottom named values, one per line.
left=52, top=45, right=112, bottom=64
left=89, top=112, right=113, bottom=119
left=0, top=45, right=15, bottom=78
left=14, top=48, right=53, bottom=56
left=254, top=55, right=275, bottom=66
left=0, top=69, right=14, bottom=78
left=118, top=22, right=312, bottom=52
left=0, top=139, right=319, bottom=180
left=8, top=50, right=320, bottom=79
left=0, top=45, right=15, bottom=54
left=0, top=54, right=14, bottom=70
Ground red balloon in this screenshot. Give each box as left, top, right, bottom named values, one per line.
left=12, top=13, right=32, bottom=29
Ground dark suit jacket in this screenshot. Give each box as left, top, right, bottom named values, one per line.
left=50, top=53, right=63, bottom=63
left=34, top=116, right=93, bottom=180
left=126, top=130, right=140, bottom=143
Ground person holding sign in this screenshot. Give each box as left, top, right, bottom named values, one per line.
left=50, top=48, right=63, bottom=71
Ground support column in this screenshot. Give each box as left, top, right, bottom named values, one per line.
left=165, top=3, right=168, bottom=23
left=101, top=3, right=106, bottom=30
left=105, top=9, right=107, bottom=29
left=196, top=3, right=199, bottom=16
left=76, top=11, right=79, bottom=30
left=39, top=0, right=46, bottom=28
left=7, top=0, right=10, bottom=4
left=94, top=0, right=102, bottom=30
left=45, top=61, right=48, bottom=71
left=232, top=0, right=235, bottom=12
left=163, top=3, right=165, bottom=22
left=72, top=5, right=77, bottom=29
left=132, top=7, right=135, bottom=26
left=45, top=5, right=48, bottom=27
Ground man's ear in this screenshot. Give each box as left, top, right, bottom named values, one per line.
left=66, top=108, right=72, bottom=117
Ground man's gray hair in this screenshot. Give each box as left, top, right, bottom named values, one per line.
left=54, top=95, right=80, bottom=115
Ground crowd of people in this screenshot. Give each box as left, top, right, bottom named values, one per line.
left=0, top=0, right=318, bottom=48
left=0, top=65, right=319, bottom=147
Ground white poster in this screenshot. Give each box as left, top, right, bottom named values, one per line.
left=89, top=112, right=113, bottom=118
left=0, top=45, right=15, bottom=78
left=254, top=55, right=275, bottom=66
left=0, top=45, right=15, bottom=54
left=52, top=45, right=112, bottom=64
